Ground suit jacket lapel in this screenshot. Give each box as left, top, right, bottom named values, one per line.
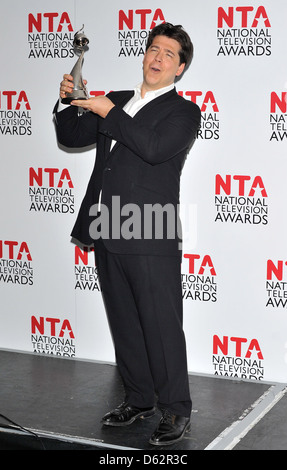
left=105, top=88, right=177, bottom=158
left=132, top=88, right=177, bottom=121
left=103, top=91, right=134, bottom=157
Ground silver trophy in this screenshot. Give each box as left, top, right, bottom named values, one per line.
left=61, top=25, right=89, bottom=104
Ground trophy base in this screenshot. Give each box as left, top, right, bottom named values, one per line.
left=61, top=96, right=88, bottom=104
left=61, top=88, right=89, bottom=105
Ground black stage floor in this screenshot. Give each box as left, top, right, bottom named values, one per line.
left=0, top=349, right=286, bottom=452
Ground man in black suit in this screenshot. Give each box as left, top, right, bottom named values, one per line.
left=54, top=23, right=201, bottom=446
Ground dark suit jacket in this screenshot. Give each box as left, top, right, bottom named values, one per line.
left=54, top=88, right=201, bottom=256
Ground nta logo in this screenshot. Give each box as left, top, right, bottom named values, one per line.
left=119, top=9, right=165, bottom=30
left=217, top=6, right=271, bottom=56
left=217, top=6, right=270, bottom=28
left=28, top=12, right=73, bottom=32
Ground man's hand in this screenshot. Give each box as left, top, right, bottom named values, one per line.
left=71, top=96, right=115, bottom=118
left=59, top=73, right=114, bottom=118
left=60, top=73, right=76, bottom=99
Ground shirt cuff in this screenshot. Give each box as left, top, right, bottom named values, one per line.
left=57, top=98, right=71, bottom=112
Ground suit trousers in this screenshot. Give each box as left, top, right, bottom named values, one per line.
left=94, top=239, right=192, bottom=417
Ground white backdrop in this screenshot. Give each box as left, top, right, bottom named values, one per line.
left=1, top=0, right=287, bottom=383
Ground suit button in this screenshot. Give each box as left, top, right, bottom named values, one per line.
left=103, top=130, right=112, bottom=137
left=104, top=167, right=111, bottom=171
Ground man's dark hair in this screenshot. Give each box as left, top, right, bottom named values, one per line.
left=146, top=22, right=194, bottom=67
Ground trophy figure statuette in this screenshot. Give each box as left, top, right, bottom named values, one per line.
left=61, top=25, right=89, bottom=104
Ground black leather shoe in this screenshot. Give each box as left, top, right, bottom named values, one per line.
left=149, top=410, right=191, bottom=446
left=101, top=402, right=156, bottom=427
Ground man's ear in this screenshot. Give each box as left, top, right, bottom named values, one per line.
left=176, top=63, right=186, bottom=77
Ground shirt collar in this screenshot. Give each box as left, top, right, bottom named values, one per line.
left=134, top=82, right=175, bottom=100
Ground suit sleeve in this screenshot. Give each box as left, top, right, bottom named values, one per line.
left=53, top=101, right=100, bottom=148
left=99, top=100, right=201, bottom=165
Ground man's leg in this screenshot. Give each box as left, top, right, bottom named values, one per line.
left=122, top=253, right=192, bottom=418
left=95, top=242, right=156, bottom=409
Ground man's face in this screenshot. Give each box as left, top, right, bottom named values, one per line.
left=142, top=35, right=185, bottom=92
